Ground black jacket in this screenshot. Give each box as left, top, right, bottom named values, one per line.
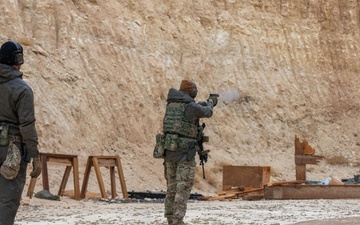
left=0, top=64, right=39, bottom=158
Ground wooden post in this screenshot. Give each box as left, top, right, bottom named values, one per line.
left=294, top=135, right=323, bottom=181
left=26, top=177, right=38, bottom=198
left=116, top=156, right=128, bottom=199
left=80, top=157, right=92, bottom=199
left=40, top=154, right=49, bottom=191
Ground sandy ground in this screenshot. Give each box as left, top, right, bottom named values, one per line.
left=15, top=196, right=360, bottom=225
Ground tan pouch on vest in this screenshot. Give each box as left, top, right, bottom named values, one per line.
left=0, top=143, right=21, bottom=180
left=164, top=134, right=178, bottom=151
left=153, top=133, right=165, bottom=159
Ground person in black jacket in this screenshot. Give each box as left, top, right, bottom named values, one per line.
left=0, top=40, right=42, bottom=225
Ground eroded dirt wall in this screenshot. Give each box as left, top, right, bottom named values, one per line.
left=1, top=0, right=359, bottom=191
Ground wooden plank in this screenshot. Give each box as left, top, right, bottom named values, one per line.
left=304, top=143, right=315, bottom=155
left=236, top=188, right=263, bottom=195
left=110, top=166, right=116, bottom=199
left=295, top=164, right=306, bottom=181
left=91, top=155, right=120, bottom=159
left=268, top=180, right=304, bottom=186
left=72, top=156, right=81, bottom=200
left=46, top=158, right=73, bottom=165
left=27, top=177, right=37, bottom=198
left=58, top=166, right=71, bottom=196
left=116, top=157, right=128, bottom=199
left=216, top=193, right=238, bottom=199
left=264, top=184, right=360, bottom=199
left=92, top=157, right=107, bottom=198
left=97, top=158, right=116, bottom=166
left=40, top=155, right=49, bottom=191
left=40, top=153, right=78, bottom=158
left=295, top=155, right=323, bottom=165
left=80, top=157, right=93, bottom=199
left=295, top=135, right=317, bottom=155
left=295, top=135, right=304, bottom=155
left=223, top=165, right=270, bottom=190
left=218, top=187, right=263, bottom=196
left=217, top=187, right=244, bottom=196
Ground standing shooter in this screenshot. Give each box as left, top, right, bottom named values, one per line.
left=162, top=79, right=218, bottom=225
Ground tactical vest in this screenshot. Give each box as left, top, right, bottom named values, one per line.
left=163, top=102, right=198, bottom=139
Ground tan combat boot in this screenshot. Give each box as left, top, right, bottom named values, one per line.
left=172, top=218, right=186, bottom=225
left=167, top=217, right=173, bottom=225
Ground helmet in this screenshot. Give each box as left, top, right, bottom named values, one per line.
left=0, top=41, right=24, bottom=65
left=179, top=79, right=198, bottom=98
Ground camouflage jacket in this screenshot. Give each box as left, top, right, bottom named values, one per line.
left=163, top=88, right=213, bottom=163
left=0, top=64, right=39, bottom=158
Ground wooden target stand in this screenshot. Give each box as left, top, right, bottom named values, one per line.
left=27, top=154, right=128, bottom=200
left=80, top=155, right=128, bottom=199
left=27, top=153, right=81, bottom=200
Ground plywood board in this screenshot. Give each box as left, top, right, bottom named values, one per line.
left=223, top=165, right=271, bottom=190
left=264, top=184, right=360, bottom=199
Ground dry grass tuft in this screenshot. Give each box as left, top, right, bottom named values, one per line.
left=194, top=164, right=221, bottom=188
left=325, top=155, right=349, bottom=165
left=270, top=167, right=282, bottom=178
left=18, top=37, right=35, bottom=47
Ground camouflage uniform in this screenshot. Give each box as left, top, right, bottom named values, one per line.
left=163, top=84, right=213, bottom=225
left=0, top=63, right=39, bottom=225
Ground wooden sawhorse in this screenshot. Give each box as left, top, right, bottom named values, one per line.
left=80, top=155, right=128, bottom=199
left=26, top=153, right=81, bottom=200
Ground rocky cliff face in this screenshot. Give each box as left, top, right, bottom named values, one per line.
left=1, top=0, right=360, bottom=194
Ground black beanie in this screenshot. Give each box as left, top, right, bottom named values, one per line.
left=0, top=41, right=24, bottom=65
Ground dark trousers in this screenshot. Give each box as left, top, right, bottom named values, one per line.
left=0, top=143, right=28, bottom=225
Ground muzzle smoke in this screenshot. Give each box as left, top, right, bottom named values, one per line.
left=218, top=89, right=240, bottom=105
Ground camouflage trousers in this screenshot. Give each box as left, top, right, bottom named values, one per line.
left=0, top=142, right=27, bottom=225
left=164, top=160, right=196, bottom=221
